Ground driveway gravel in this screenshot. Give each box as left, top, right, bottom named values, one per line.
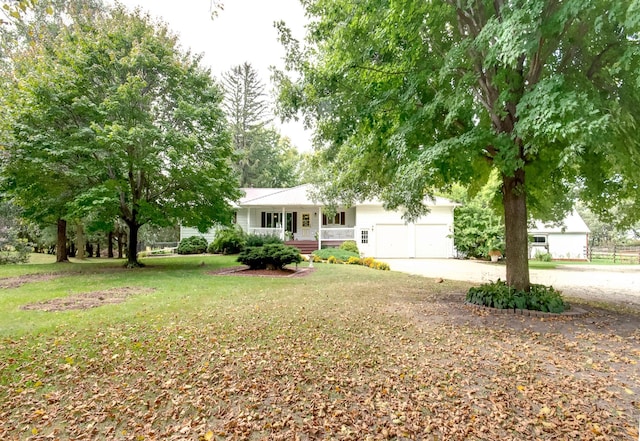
left=382, top=258, right=640, bottom=308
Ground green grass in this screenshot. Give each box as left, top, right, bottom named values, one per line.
left=0, top=255, right=637, bottom=440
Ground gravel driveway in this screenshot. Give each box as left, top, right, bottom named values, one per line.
left=382, top=258, right=640, bottom=307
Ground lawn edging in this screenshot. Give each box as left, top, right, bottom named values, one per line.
left=464, top=301, right=588, bottom=317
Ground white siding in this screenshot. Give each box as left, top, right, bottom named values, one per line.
left=548, top=233, right=588, bottom=259
left=355, top=205, right=455, bottom=258
left=179, top=226, right=216, bottom=244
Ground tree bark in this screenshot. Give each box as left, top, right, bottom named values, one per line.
left=502, top=169, right=530, bottom=291
left=95, top=242, right=101, bottom=258
left=108, top=231, right=114, bottom=258
left=125, top=221, right=143, bottom=267
left=55, top=218, right=69, bottom=263
left=117, top=232, right=124, bottom=259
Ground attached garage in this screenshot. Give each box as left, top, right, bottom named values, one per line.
left=374, top=223, right=453, bottom=258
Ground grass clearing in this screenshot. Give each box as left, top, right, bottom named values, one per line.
left=0, top=256, right=638, bottom=440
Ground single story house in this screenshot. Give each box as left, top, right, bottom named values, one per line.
left=180, top=184, right=457, bottom=258
left=528, top=210, right=590, bottom=260
left=180, top=184, right=591, bottom=260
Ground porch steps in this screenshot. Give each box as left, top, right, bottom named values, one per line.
left=285, top=240, right=318, bottom=254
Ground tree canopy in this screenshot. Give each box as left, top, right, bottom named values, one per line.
left=277, top=0, right=640, bottom=290
left=222, top=62, right=301, bottom=188
left=1, top=6, right=241, bottom=266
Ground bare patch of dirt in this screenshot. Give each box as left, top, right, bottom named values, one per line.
left=21, top=287, right=156, bottom=311
left=209, top=266, right=315, bottom=278
left=0, top=273, right=61, bottom=289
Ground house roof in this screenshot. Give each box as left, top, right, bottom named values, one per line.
left=237, top=184, right=457, bottom=208
left=529, top=210, right=591, bottom=234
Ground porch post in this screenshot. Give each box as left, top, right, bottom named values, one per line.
left=247, top=208, right=251, bottom=235
left=318, top=206, right=322, bottom=250
left=282, top=207, right=286, bottom=240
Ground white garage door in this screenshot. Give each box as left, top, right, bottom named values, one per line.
left=375, top=224, right=409, bottom=258
left=415, top=224, right=451, bottom=258
left=375, top=224, right=451, bottom=258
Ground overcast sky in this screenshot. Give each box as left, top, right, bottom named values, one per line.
left=112, top=0, right=312, bottom=151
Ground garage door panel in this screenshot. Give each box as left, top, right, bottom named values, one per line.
left=415, top=224, right=450, bottom=258
left=375, top=224, right=408, bottom=258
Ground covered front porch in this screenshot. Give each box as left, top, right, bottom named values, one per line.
left=238, top=206, right=356, bottom=252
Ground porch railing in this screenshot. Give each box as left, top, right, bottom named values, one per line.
left=249, top=228, right=283, bottom=239
left=320, top=228, right=355, bottom=241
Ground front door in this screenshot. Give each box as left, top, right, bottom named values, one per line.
left=286, top=212, right=298, bottom=239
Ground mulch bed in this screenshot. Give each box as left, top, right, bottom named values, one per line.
left=209, top=266, right=315, bottom=278
left=20, top=287, right=156, bottom=312
left=0, top=273, right=61, bottom=289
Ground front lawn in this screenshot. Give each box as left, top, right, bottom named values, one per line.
left=0, top=256, right=638, bottom=440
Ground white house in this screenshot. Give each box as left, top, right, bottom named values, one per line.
left=529, top=210, right=590, bottom=260
left=180, top=184, right=457, bottom=258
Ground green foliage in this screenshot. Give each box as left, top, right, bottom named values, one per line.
left=245, top=233, right=284, bottom=247
left=209, top=228, right=246, bottom=255
left=222, top=63, right=302, bottom=187
left=177, top=236, right=208, bottom=255
left=534, top=251, right=553, bottom=262
left=466, top=280, right=565, bottom=313
left=276, top=0, right=640, bottom=291
left=1, top=7, right=241, bottom=267
left=339, top=240, right=359, bottom=254
left=312, top=248, right=358, bottom=261
left=237, top=243, right=302, bottom=270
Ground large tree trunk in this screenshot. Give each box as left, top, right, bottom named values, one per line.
left=108, top=231, right=114, bottom=258
left=56, top=218, right=69, bottom=263
left=502, top=169, right=530, bottom=291
left=117, top=232, right=124, bottom=259
left=125, top=221, right=143, bottom=267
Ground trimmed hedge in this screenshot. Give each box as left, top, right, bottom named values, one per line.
left=245, top=233, right=283, bottom=247
left=466, top=279, right=566, bottom=313
left=176, top=236, right=208, bottom=255
left=237, top=243, right=302, bottom=270
left=312, top=248, right=359, bottom=261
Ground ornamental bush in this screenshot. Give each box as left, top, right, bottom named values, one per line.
left=245, top=233, right=283, bottom=247
left=176, top=236, right=208, bottom=255
left=339, top=240, right=359, bottom=254
left=466, top=280, right=566, bottom=313
left=312, top=248, right=358, bottom=261
left=237, top=243, right=302, bottom=270
left=209, top=227, right=246, bottom=254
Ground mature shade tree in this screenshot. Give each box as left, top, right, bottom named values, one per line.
left=1, top=7, right=241, bottom=267
left=276, top=0, right=640, bottom=291
left=222, top=62, right=301, bottom=187
left=1, top=0, right=106, bottom=262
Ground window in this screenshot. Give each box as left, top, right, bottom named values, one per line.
left=532, top=235, right=547, bottom=244
left=322, top=211, right=346, bottom=226
left=261, top=212, right=283, bottom=228
left=301, top=213, right=310, bottom=228
left=360, top=229, right=369, bottom=244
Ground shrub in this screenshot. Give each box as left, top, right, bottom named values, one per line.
left=327, top=256, right=337, bottom=264
left=237, top=243, right=302, bottom=270
left=362, top=257, right=375, bottom=268
left=209, top=227, right=246, bottom=254
left=312, top=248, right=359, bottom=261
left=466, top=279, right=566, bottom=313
left=346, top=256, right=362, bottom=265
left=340, top=240, right=359, bottom=254
left=245, top=233, right=284, bottom=247
left=375, top=261, right=390, bottom=271
left=534, top=250, right=553, bottom=262
left=176, top=236, right=208, bottom=255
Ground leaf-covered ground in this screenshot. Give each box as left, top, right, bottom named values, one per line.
left=0, top=258, right=638, bottom=440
